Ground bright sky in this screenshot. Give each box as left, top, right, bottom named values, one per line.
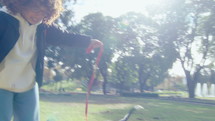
left=72, top=0, right=185, bottom=77
left=169, top=60, right=185, bottom=77
left=72, top=0, right=165, bottom=21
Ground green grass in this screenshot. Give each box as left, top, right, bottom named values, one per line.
left=199, top=97, right=215, bottom=100
left=156, top=91, right=188, bottom=97
left=40, top=94, right=215, bottom=121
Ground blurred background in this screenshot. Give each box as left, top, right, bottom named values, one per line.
left=1, top=0, right=215, bottom=99
left=1, top=1, right=215, bottom=121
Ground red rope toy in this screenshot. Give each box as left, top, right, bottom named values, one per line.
left=85, top=44, right=104, bottom=121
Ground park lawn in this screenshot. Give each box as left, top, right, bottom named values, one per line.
left=40, top=94, right=215, bottom=121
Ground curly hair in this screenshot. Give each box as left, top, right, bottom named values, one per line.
left=1, top=0, right=63, bottom=25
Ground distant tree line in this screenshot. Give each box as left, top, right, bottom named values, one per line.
left=1, top=0, right=215, bottom=98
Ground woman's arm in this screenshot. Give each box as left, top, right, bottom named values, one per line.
left=45, top=24, right=92, bottom=48
left=45, top=24, right=103, bottom=51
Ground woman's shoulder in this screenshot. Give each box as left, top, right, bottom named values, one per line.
left=0, top=11, right=18, bottom=19
left=0, top=11, right=9, bottom=25
left=0, top=11, right=19, bottom=26
left=0, top=11, right=13, bottom=22
left=0, top=10, right=11, bottom=17
left=0, top=11, right=8, bottom=18
left=0, top=6, right=18, bottom=21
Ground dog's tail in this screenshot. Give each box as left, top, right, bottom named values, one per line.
left=119, top=105, right=144, bottom=121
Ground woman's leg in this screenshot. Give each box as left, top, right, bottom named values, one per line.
left=13, top=84, right=40, bottom=121
left=0, top=89, right=13, bottom=121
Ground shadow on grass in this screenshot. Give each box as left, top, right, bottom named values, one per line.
left=40, top=93, right=149, bottom=105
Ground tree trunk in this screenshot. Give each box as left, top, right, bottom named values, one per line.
left=100, top=62, right=108, bottom=95
left=187, top=77, right=195, bottom=98
left=139, top=76, right=149, bottom=93
left=138, top=67, right=150, bottom=93
left=185, top=71, right=197, bottom=98
left=102, top=75, right=107, bottom=95
left=119, top=82, right=123, bottom=95
left=139, top=81, right=144, bottom=93
left=138, top=66, right=144, bottom=93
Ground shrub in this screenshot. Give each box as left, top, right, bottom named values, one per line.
left=121, top=92, right=159, bottom=98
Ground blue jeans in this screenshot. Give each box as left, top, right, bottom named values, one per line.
left=0, top=84, right=39, bottom=121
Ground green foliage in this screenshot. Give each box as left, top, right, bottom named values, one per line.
left=110, top=57, right=138, bottom=93
left=44, top=0, right=215, bottom=97
left=111, top=12, right=177, bottom=92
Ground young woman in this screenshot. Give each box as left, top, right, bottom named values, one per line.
left=0, top=0, right=103, bottom=121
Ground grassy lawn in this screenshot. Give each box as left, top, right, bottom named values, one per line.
left=40, top=93, right=215, bottom=121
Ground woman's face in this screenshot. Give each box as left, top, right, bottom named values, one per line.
left=21, top=4, right=47, bottom=25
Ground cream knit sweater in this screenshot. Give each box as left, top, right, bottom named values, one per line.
left=0, top=10, right=41, bottom=92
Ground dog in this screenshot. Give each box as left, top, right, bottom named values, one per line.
left=119, top=105, right=144, bottom=121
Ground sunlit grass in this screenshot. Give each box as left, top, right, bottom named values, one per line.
left=156, top=91, right=188, bottom=97
left=40, top=94, right=215, bottom=121
left=198, top=97, right=215, bottom=100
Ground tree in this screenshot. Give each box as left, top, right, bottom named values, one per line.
left=112, top=12, right=177, bottom=92
left=168, top=0, right=215, bottom=98
left=113, top=57, right=137, bottom=94
left=75, top=13, right=115, bottom=94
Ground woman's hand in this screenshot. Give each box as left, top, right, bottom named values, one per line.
left=86, top=39, right=103, bottom=53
